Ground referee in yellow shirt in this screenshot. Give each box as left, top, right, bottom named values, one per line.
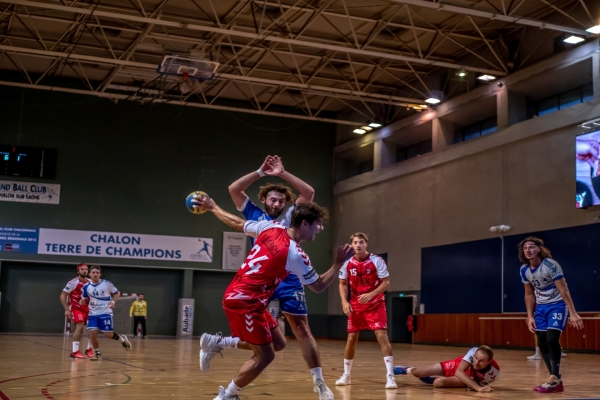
left=130, top=294, right=148, bottom=339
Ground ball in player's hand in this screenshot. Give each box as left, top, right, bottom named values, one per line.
left=186, top=191, right=208, bottom=214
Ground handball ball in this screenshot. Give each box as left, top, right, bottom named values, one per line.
left=186, top=191, right=208, bottom=214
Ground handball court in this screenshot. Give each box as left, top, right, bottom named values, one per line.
left=1, top=335, right=599, bottom=400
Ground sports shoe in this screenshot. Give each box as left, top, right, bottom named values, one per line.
left=313, top=379, right=334, bottom=400
left=85, top=348, right=94, bottom=358
left=534, top=375, right=564, bottom=393
left=213, top=386, right=240, bottom=400
left=90, top=350, right=102, bottom=361
left=200, top=332, right=224, bottom=372
left=70, top=351, right=85, bottom=359
left=335, top=373, right=351, bottom=386
left=385, top=374, right=397, bottom=389
left=120, top=335, right=131, bottom=351
left=393, top=365, right=412, bottom=375
left=527, top=353, right=541, bottom=360
left=561, top=352, right=566, bottom=357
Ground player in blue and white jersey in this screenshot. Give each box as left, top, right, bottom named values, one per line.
left=519, top=237, right=583, bottom=393
left=80, top=265, right=131, bottom=360
left=200, top=156, right=334, bottom=400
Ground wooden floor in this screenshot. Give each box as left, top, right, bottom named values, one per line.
left=1, top=334, right=600, bottom=399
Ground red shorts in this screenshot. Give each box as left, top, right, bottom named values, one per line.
left=440, top=356, right=465, bottom=377
left=225, top=309, right=278, bottom=345
left=72, top=309, right=88, bottom=324
left=347, top=305, right=387, bottom=333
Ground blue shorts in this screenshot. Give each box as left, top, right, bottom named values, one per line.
left=535, top=302, right=569, bottom=332
left=270, top=274, right=308, bottom=315
left=87, top=314, right=114, bottom=332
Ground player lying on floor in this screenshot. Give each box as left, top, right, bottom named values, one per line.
left=393, top=345, right=499, bottom=392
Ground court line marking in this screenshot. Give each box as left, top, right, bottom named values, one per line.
left=17, top=338, right=153, bottom=371
left=39, top=372, right=132, bottom=400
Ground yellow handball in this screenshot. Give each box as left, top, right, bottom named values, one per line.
left=185, top=191, right=208, bottom=214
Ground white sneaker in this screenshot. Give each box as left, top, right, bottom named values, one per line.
left=120, top=335, right=131, bottom=351
left=314, top=379, right=334, bottom=400
left=335, top=373, right=351, bottom=386
left=200, top=332, right=223, bottom=372
left=213, top=386, right=240, bottom=400
left=527, top=353, right=541, bottom=360
left=561, top=352, right=567, bottom=357
left=385, top=374, right=397, bottom=389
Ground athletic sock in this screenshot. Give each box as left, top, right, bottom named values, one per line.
left=343, top=359, right=353, bottom=375
left=384, top=356, right=394, bottom=376
left=534, top=346, right=540, bottom=355
left=310, top=367, right=324, bottom=383
left=225, top=380, right=241, bottom=396
left=72, top=341, right=80, bottom=353
left=219, top=336, right=240, bottom=349
left=112, top=332, right=120, bottom=341
left=86, top=341, right=93, bottom=350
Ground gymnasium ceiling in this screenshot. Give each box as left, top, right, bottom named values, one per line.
left=0, top=0, right=598, bottom=125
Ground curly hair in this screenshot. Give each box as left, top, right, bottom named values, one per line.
left=257, top=183, right=296, bottom=204
left=517, top=236, right=552, bottom=264
left=290, top=202, right=329, bottom=228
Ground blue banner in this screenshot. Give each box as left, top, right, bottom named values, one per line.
left=0, top=227, right=39, bottom=253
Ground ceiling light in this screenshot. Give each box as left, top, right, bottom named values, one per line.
left=456, top=70, right=467, bottom=77
left=477, top=74, right=496, bottom=81
left=360, top=126, right=373, bottom=131
left=564, top=35, right=584, bottom=44
left=586, top=25, right=600, bottom=34
left=368, top=123, right=382, bottom=128
left=353, top=129, right=366, bottom=134
left=425, top=98, right=441, bottom=104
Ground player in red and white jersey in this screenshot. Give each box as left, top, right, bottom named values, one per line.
left=60, top=263, right=94, bottom=359
left=335, top=232, right=397, bottom=389
left=193, top=194, right=354, bottom=400
left=393, top=345, right=500, bottom=392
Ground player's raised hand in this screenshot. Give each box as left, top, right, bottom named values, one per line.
left=569, top=313, right=584, bottom=330
left=265, top=155, right=284, bottom=176
left=192, top=193, right=216, bottom=212
left=335, top=244, right=355, bottom=264
left=526, top=316, right=536, bottom=333
left=259, top=156, right=274, bottom=174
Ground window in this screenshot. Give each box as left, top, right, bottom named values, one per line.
left=532, top=83, right=593, bottom=118
left=396, top=139, right=432, bottom=162
left=454, top=117, right=498, bottom=143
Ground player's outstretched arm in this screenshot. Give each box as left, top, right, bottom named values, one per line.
left=307, top=244, right=354, bottom=293
left=193, top=195, right=246, bottom=231
left=455, top=361, right=492, bottom=392
left=228, top=156, right=274, bottom=209
left=523, top=284, right=537, bottom=333
left=555, top=278, right=584, bottom=330
left=269, top=155, right=315, bottom=204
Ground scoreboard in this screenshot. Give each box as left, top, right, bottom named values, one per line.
left=0, top=145, right=57, bottom=179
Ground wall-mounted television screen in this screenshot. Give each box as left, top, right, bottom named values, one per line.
left=576, top=130, right=600, bottom=208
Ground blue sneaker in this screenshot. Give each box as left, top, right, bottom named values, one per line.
left=419, top=376, right=436, bottom=385
left=393, top=366, right=412, bottom=375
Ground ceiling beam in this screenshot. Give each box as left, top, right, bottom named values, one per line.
left=0, top=0, right=507, bottom=76
left=389, top=0, right=590, bottom=35
left=0, top=44, right=427, bottom=105
left=0, top=79, right=365, bottom=125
